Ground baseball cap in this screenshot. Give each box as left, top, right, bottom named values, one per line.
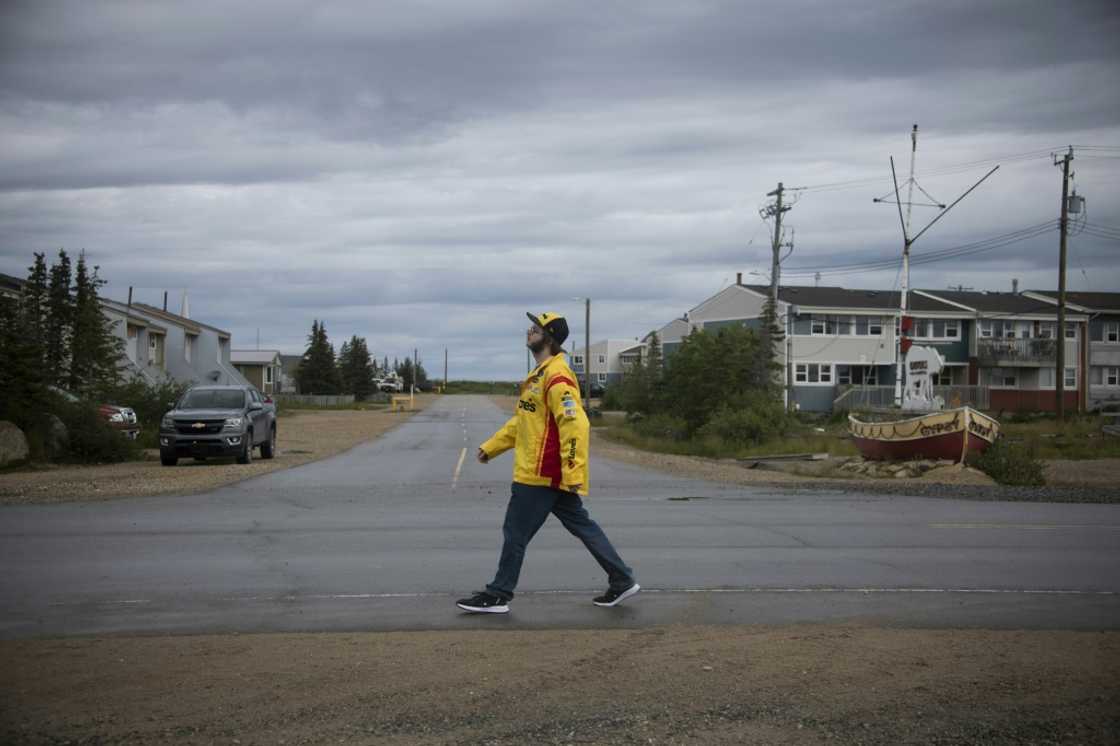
left=526, top=311, right=569, bottom=346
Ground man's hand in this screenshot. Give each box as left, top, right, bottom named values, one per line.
left=567, top=484, right=582, bottom=494
left=477, top=448, right=489, bottom=464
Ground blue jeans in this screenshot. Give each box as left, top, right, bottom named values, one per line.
left=486, top=482, right=635, bottom=601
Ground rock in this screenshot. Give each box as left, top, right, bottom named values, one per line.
left=39, top=413, right=69, bottom=459
left=0, top=421, right=30, bottom=467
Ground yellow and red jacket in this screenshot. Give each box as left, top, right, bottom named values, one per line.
left=480, top=353, right=590, bottom=495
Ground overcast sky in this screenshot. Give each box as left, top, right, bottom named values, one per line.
left=2, top=1, right=1118, bottom=379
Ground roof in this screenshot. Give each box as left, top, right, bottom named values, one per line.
left=0, top=272, right=24, bottom=293
left=917, top=289, right=1080, bottom=316
left=127, top=302, right=215, bottom=335
left=232, top=350, right=282, bottom=365
left=1026, top=290, right=1120, bottom=313
left=741, top=284, right=960, bottom=313
left=280, top=354, right=303, bottom=375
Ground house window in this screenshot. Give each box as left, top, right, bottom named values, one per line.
left=1040, top=367, right=1054, bottom=387
left=854, top=317, right=868, bottom=336
left=987, top=368, right=1017, bottom=388
left=597, top=355, right=606, bottom=364
left=597, top=372, right=606, bottom=383
left=837, top=365, right=851, bottom=384
left=572, top=355, right=583, bottom=366
left=1037, top=322, right=1054, bottom=339
left=1106, top=322, right=1119, bottom=343
left=836, top=317, right=852, bottom=335
left=1002, top=321, right=1016, bottom=339
left=811, top=316, right=827, bottom=335
left=1065, top=367, right=1077, bottom=388
left=795, top=363, right=831, bottom=385
left=980, top=320, right=993, bottom=338
left=1065, top=323, right=1077, bottom=340
left=868, top=318, right=882, bottom=336
left=945, top=319, right=959, bottom=339
left=265, top=366, right=274, bottom=385
left=1109, top=367, right=1119, bottom=386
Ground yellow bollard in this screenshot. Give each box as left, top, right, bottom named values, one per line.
left=391, top=396, right=411, bottom=412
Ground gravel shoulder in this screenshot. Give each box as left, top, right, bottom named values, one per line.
left=2, top=625, right=1116, bottom=745
left=0, top=395, right=435, bottom=506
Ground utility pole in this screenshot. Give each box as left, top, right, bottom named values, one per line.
left=584, top=298, right=591, bottom=403
left=443, top=347, right=448, bottom=393
left=762, top=183, right=792, bottom=409
left=763, top=183, right=791, bottom=315
left=412, top=347, right=418, bottom=406
left=1055, top=146, right=1073, bottom=422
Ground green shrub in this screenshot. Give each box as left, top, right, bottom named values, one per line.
left=600, top=386, right=624, bottom=411
left=101, top=377, right=189, bottom=430
left=633, top=413, right=690, bottom=442
left=696, top=392, right=790, bottom=447
left=56, top=400, right=141, bottom=463
left=969, top=438, right=1046, bottom=486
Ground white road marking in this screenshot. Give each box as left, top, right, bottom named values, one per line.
left=53, top=587, right=1119, bottom=606
left=931, top=523, right=1120, bottom=530
left=451, top=447, right=467, bottom=489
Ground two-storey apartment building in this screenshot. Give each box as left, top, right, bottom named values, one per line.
left=916, top=290, right=1088, bottom=412
left=569, top=339, right=644, bottom=390
left=1023, top=291, right=1120, bottom=411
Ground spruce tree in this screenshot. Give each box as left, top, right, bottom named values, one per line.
left=68, top=252, right=123, bottom=396
left=345, top=336, right=375, bottom=401
left=296, top=320, right=341, bottom=394
left=45, top=249, right=73, bottom=386
left=0, top=291, right=50, bottom=430
left=20, top=253, right=48, bottom=368
left=337, top=339, right=353, bottom=394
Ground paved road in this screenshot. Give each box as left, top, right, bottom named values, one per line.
left=2, top=395, right=1118, bottom=638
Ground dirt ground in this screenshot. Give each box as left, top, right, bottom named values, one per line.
left=0, top=396, right=434, bottom=505
left=2, top=625, right=1116, bottom=745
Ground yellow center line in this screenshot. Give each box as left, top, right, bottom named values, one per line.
left=451, top=447, right=467, bottom=490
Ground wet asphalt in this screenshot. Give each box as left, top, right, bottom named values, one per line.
left=1, top=395, right=1118, bottom=638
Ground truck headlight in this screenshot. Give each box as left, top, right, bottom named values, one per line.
left=160, top=415, right=174, bottom=429
left=223, top=417, right=244, bottom=430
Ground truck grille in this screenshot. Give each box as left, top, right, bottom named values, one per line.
left=175, top=420, right=224, bottom=435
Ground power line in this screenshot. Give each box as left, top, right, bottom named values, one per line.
left=780, top=220, right=1057, bottom=277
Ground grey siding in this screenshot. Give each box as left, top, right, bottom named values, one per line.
left=792, top=386, right=837, bottom=412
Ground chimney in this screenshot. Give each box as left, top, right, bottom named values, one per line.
left=736, top=272, right=742, bottom=286
left=1012, top=278, right=1019, bottom=294
left=163, top=291, right=168, bottom=311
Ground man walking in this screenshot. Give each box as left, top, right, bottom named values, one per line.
left=456, top=312, right=639, bottom=614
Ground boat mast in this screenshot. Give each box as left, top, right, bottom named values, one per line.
left=876, top=124, right=999, bottom=408
left=896, top=125, right=918, bottom=407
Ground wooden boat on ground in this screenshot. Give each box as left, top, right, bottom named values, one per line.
left=848, top=407, right=999, bottom=463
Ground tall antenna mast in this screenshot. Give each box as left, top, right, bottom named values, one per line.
left=876, top=125, right=1000, bottom=407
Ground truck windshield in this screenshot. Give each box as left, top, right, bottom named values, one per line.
left=180, top=390, right=245, bottom=409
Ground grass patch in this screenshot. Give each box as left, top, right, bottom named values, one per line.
left=599, top=421, right=858, bottom=460
left=999, top=415, right=1120, bottom=460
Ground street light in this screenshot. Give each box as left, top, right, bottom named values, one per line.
left=572, top=296, right=591, bottom=402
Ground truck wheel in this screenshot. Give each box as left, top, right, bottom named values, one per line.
left=261, top=426, right=276, bottom=459
left=237, top=431, right=253, bottom=464
left=160, top=451, right=178, bottom=467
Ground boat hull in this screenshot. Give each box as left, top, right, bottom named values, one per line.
left=848, top=407, right=999, bottom=463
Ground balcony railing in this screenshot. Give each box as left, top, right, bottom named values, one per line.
left=977, top=337, right=1057, bottom=365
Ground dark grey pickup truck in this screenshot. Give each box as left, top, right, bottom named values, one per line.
left=159, top=385, right=277, bottom=466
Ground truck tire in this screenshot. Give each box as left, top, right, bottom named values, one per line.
left=237, top=431, right=253, bottom=464
left=160, top=450, right=178, bottom=467
left=261, top=425, right=276, bottom=459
